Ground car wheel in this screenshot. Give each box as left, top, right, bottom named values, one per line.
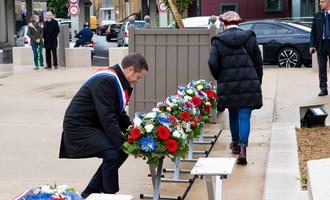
left=106, top=36, right=110, bottom=41
left=277, top=47, right=302, bottom=68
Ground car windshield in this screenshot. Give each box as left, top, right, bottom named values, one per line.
left=133, top=22, right=145, bottom=29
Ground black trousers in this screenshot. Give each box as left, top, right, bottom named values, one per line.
left=86, top=147, right=128, bottom=194
left=45, top=48, right=57, bottom=68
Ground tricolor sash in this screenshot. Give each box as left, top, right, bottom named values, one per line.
left=87, top=68, right=128, bottom=112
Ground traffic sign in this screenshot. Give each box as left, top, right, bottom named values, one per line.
left=158, top=2, right=167, bottom=13
left=68, top=0, right=79, bottom=4
left=68, top=5, right=80, bottom=16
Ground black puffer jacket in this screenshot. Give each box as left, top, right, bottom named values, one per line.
left=208, top=28, right=263, bottom=111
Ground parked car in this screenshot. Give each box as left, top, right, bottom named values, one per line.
left=117, top=20, right=146, bottom=47
left=238, top=20, right=312, bottom=68
left=96, top=20, right=116, bottom=35
left=106, top=23, right=122, bottom=41
left=15, top=25, right=30, bottom=47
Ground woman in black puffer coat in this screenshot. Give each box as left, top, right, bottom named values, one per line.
left=208, top=11, right=263, bottom=165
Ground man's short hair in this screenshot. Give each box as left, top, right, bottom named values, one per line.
left=121, top=53, right=149, bottom=72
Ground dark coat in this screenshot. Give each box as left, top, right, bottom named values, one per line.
left=59, top=64, right=133, bottom=158
left=27, top=22, right=43, bottom=46
left=208, top=28, right=263, bottom=111
left=310, top=10, right=328, bottom=53
left=43, top=19, right=60, bottom=49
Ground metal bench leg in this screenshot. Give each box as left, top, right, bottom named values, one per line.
left=214, top=176, right=223, bottom=200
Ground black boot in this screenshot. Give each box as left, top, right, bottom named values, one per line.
left=229, top=141, right=239, bottom=154
left=237, top=143, right=247, bottom=165
left=81, top=186, right=99, bottom=199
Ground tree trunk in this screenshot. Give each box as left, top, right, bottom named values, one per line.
left=167, top=0, right=185, bottom=29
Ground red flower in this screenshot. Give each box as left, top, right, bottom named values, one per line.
left=180, top=111, right=191, bottom=122
left=191, top=117, right=197, bottom=128
left=185, top=101, right=193, bottom=109
left=191, top=96, right=202, bottom=107
left=128, top=137, right=134, bottom=144
left=205, top=89, right=216, bottom=99
left=131, top=127, right=142, bottom=140
left=52, top=198, right=65, bottom=200
left=157, top=125, right=170, bottom=140
left=168, top=116, right=178, bottom=125
left=166, top=139, right=178, bottom=153
left=204, top=104, right=211, bottom=113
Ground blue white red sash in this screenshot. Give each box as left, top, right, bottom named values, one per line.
left=87, top=68, right=128, bottom=112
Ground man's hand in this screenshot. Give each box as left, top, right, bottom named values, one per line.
left=123, top=132, right=129, bottom=140
left=310, top=47, right=316, bottom=54
left=36, top=38, right=40, bottom=43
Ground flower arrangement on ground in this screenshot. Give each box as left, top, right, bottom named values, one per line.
left=122, top=111, right=189, bottom=166
left=156, top=95, right=201, bottom=139
left=14, top=184, right=83, bottom=200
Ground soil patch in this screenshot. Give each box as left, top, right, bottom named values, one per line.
left=296, top=126, right=330, bottom=189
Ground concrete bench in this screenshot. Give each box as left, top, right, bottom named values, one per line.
left=191, top=157, right=236, bottom=200
left=86, top=193, right=133, bottom=200
left=307, top=158, right=330, bottom=200
left=65, top=48, right=91, bottom=68
left=12, top=47, right=45, bottom=65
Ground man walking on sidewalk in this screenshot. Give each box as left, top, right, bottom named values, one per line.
left=310, top=0, right=330, bottom=96
left=43, top=11, right=59, bottom=69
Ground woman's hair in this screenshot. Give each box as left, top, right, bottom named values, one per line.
left=121, top=53, right=149, bottom=72
left=30, top=14, right=39, bottom=23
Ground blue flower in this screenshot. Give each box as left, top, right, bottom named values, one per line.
left=25, top=193, right=53, bottom=200
left=156, top=115, right=171, bottom=125
left=140, top=136, right=157, bottom=152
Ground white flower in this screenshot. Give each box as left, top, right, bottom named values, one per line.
left=183, top=122, right=192, bottom=132
left=166, top=107, right=171, bottom=112
left=206, top=102, right=211, bottom=106
left=197, top=85, right=203, bottom=90
left=187, top=89, right=194, bottom=94
left=145, top=112, right=156, bottom=119
left=145, top=124, right=154, bottom=133
left=39, top=185, right=52, bottom=194
left=133, top=116, right=142, bottom=127
left=172, top=130, right=181, bottom=138
left=196, top=80, right=201, bottom=84
left=184, top=96, right=192, bottom=101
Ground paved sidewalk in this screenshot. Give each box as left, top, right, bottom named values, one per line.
left=0, top=65, right=327, bottom=199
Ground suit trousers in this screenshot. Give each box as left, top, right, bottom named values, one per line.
left=45, top=48, right=57, bottom=68
left=317, top=39, right=330, bottom=89
left=86, top=147, right=128, bottom=194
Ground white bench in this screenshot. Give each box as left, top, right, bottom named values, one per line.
left=85, top=193, right=133, bottom=200
left=191, top=157, right=236, bottom=200
left=307, top=158, right=330, bottom=200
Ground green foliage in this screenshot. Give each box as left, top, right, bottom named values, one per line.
left=163, top=0, right=194, bottom=16
left=47, top=0, right=69, bottom=18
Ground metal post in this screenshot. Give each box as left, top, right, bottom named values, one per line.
left=214, top=176, right=223, bottom=200
left=58, top=24, right=70, bottom=67
left=199, top=126, right=204, bottom=142
left=205, top=176, right=214, bottom=200
left=173, top=156, right=180, bottom=180
left=188, top=139, right=193, bottom=160
left=153, top=158, right=164, bottom=200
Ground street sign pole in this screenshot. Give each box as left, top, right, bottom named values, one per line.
left=158, top=1, right=168, bottom=27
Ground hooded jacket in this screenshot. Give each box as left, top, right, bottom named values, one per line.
left=208, top=27, right=263, bottom=111
left=27, top=22, right=43, bottom=46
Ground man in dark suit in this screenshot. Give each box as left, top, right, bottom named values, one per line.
left=43, top=11, right=60, bottom=69
left=310, top=0, right=330, bottom=96
left=59, top=53, right=148, bottom=198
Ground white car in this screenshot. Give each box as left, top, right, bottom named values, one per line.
left=117, top=20, right=146, bottom=47
left=169, top=16, right=222, bottom=28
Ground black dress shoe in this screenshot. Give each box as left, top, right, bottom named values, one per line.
left=318, top=90, right=328, bottom=96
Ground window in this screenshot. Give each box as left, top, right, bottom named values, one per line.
left=253, top=23, right=289, bottom=35
left=239, top=24, right=254, bottom=31
left=265, top=0, right=283, bottom=12
left=219, top=3, right=238, bottom=13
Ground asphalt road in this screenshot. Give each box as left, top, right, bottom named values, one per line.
left=92, top=34, right=118, bottom=66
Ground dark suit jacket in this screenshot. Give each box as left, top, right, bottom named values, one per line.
left=59, top=64, right=133, bottom=158
left=310, top=10, right=330, bottom=53
left=43, top=19, right=60, bottom=49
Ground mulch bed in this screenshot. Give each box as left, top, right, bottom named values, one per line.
left=296, top=126, right=330, bottom=189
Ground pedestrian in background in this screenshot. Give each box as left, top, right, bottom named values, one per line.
left=208, top=11, right=263, bottom=165
left=59, top=53, right=148, bottom=198
left=43, top=11, right=60, bottom=69
left=310, top=0, right=330, bottom=96
left=27, top=14, right=44, bottom=70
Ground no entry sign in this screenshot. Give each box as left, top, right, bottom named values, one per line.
left=68, top=5, right=80, bottom=16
